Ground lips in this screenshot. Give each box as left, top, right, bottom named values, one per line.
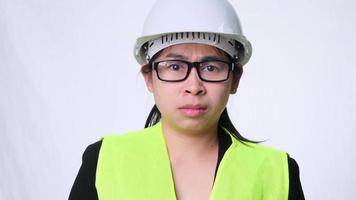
left=179, top=104, right=207, bottom=117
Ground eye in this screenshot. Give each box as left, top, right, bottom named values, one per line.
left=169, top=63, right=182, bottom=71
left=156, top=60, right=187, bottom=73
left=164, top=61, right=186, bottom=71
left=200, top=61, right=229, bottom=73
left=205, top=65, right=219, bottom=72
left=202, top=64, right=221, bottom=72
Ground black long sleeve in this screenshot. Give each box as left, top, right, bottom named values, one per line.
left=287, top=156, right=305, bottom=199
left=69, top=141, right=101, bottom=200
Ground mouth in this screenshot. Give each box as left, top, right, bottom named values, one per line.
left=178, top=104, right=207, bottom=117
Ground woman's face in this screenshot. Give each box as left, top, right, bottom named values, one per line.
left=143, top=43, right=242, bottom=134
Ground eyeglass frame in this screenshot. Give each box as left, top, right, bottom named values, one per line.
left=150, top=59, right=236, bottom=83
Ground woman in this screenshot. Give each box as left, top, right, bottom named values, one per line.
left=69, top=0, right=304, bottom=199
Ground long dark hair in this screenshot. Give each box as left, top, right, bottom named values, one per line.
left=144, top=105, right=258, bottom=143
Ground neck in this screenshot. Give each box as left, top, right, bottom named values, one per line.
left=161, top=120, right=219, bottom=161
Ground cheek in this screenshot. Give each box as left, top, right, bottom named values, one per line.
left=151, top=78, right=178, bottom=108
left=209, top=81, right=232, bottom=107
left=152, top=77, right=176, bottom=95
left=215, top=88, right=230, bottom=104
left=153, top=87, right=174, bottom=102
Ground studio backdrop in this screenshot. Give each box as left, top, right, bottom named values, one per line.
left=1, top=0, right=355, bottom=199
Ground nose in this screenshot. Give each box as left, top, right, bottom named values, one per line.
left=184, top=67, right=206, bottom=95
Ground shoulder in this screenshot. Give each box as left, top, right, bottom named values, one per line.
left=287, top=156, right=300, bottom=173
left=97, top=124, right=163, bottom=159
left=82, top=141, right=102, bottom=161
left=79, top=134, right=137, bottom=174
left=234, top=141, right=288, bottom=161
left=230, top=141, right=290, bottom=180
left=101, top=124, right=161, bottom=148
left=102, top=125, right=157, bottom=141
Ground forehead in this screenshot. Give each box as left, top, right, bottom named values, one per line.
left=155, top=43, right=228, bottom=60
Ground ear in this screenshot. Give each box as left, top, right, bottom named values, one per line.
left=230, top=63, right=243, bottom=94
left=142, top=65, right=154, bottom=93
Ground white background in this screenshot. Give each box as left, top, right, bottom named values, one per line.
left=1, top=0, right=355, bottom=199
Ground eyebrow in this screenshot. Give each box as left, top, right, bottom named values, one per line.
left=199, top=56, right=228, bottom=62
left=165, top=53, right=187, bottom=59
left=164, top=53, right=227, bottom=62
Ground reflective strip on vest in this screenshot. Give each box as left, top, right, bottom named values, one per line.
left=96, top=122, right=289, bottom=200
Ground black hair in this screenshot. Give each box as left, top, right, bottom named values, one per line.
left=141, top=43, right=259, bottom=143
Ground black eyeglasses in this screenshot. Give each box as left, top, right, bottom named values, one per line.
left=151, top=59, right=235, bottom=82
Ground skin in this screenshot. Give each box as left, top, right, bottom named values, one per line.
left=142, top=43, right=242, bottom=200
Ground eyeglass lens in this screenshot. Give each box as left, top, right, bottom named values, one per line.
left=154, top=60, right=231, bottom=82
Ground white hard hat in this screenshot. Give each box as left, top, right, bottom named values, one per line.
left=133, top=0, right=252, bottom=66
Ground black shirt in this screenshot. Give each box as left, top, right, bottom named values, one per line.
left=69, top=129, right=305, bottom=199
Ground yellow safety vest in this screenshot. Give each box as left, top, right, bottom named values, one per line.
left=96, top=122, right=289, bottom=200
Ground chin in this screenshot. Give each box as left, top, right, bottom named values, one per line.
left=174, top=118, right=216, bottom=133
